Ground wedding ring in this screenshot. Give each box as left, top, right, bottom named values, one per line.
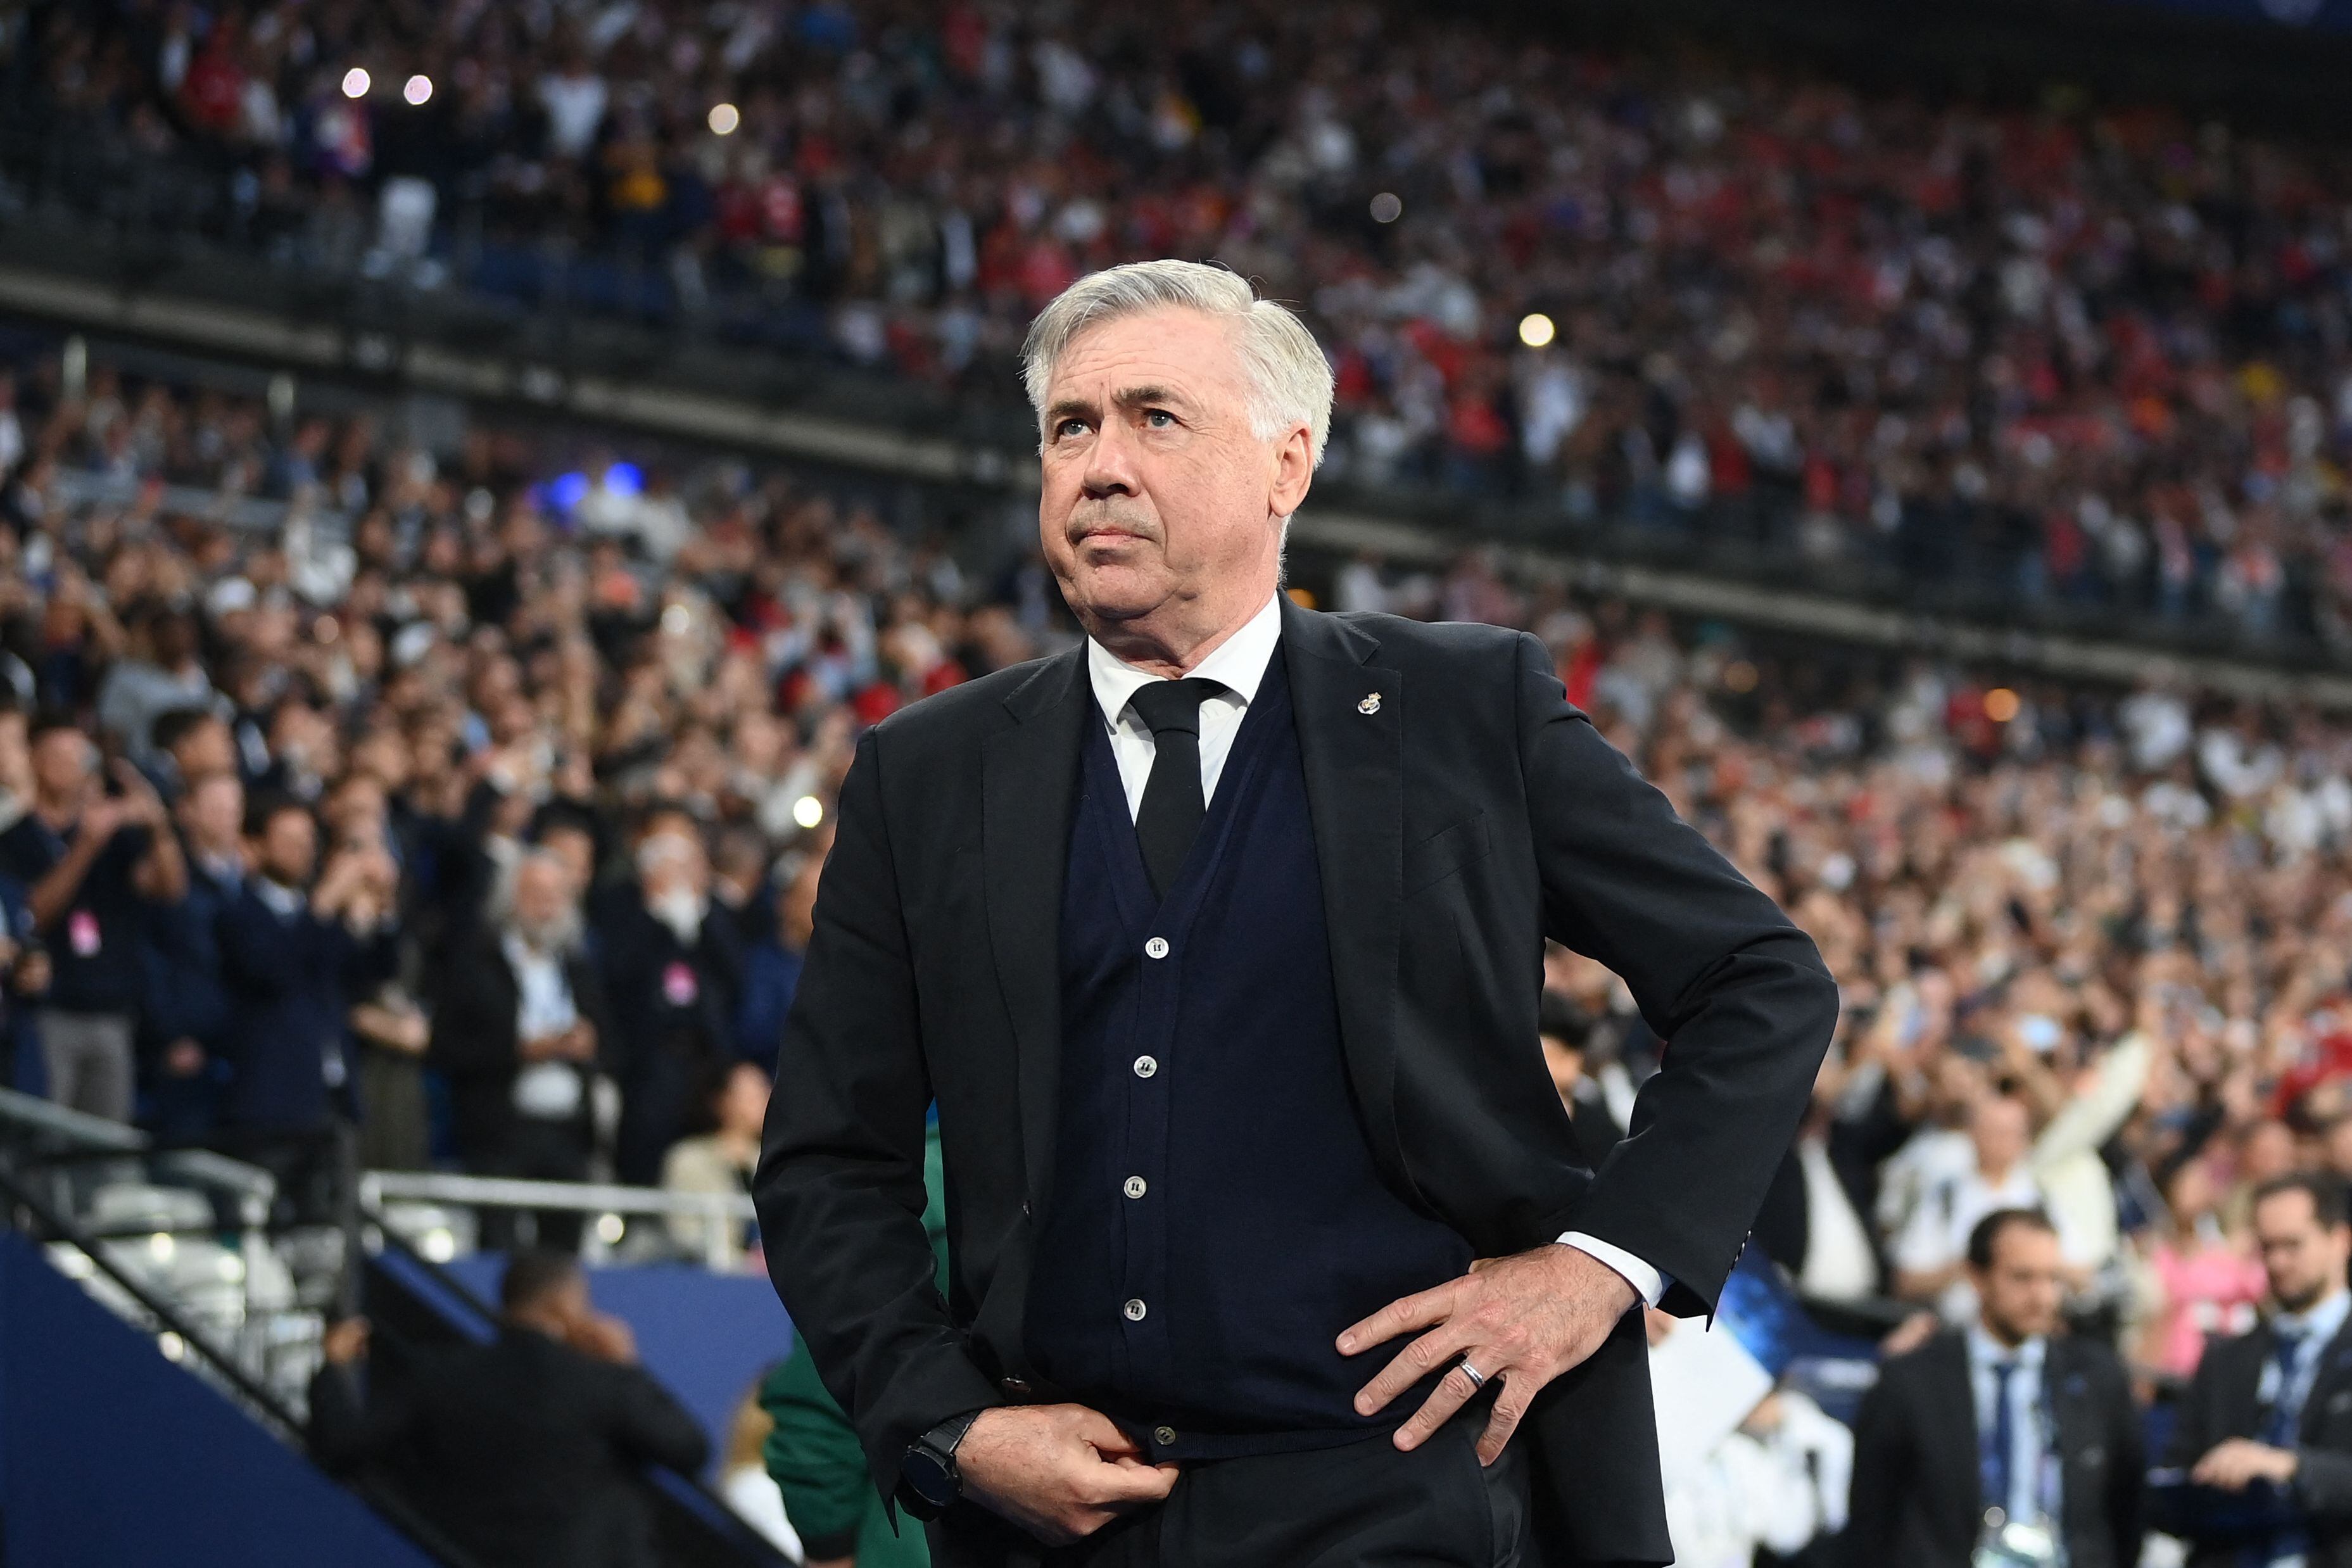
left=1458, top=1358, right=1487, bottom=1391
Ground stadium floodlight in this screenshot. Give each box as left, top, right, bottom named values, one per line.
left=404, top=73, right=433, bottom=106
left=1518, top=312, right=1557, bottom=349
left=596, top=1214, right=626, bottom=1244
left=341, top=66, right=370, bottom=99
left=709, top=102, right=742, bottom=136
left=1369, top=191, right=1403, bottom=224
left=793, top=795, right=825, bottom=830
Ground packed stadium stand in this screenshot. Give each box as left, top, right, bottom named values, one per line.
left=8, top=1, right=2352, bottom=1566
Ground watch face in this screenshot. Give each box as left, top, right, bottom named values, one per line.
left=902, top=1444, right=956, bottom=1508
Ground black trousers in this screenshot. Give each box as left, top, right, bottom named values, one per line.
left=927, top=1394, right=1532, bottom=1568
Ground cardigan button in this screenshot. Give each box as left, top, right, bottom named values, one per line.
left=1132, top=1056, right=1158, bottom=1079
left=1154, top=1426, right=1177, bottom=1446
left=1123, top=1298, right=1148, bottom=1322
left=1144, top=937, right=1170, bottom=959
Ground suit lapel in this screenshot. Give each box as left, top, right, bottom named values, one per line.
left=981, top=647, right=1090, bottom=1218
left=1280, top=599, right=1415, bottom=1200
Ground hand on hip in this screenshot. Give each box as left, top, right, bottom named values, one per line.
left=1337, top=1242, right=1638, bottom=1465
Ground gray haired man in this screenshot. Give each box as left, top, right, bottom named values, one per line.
left=757, top=260, right=1837, bottom=1567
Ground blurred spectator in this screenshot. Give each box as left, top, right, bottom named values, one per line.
left=94, top=602, right=215, bottom=771
left=310, top=1250, right=709, bottom=1568
left=1846, top=1208, right=2144, bottom=1567
left=734, top=854, right=819, bottom=1069
left=1537, top=988, right=1623, bottom=1169
left=215, top=794, right=396, bottom=1141
left=598, top=816, right=742, bottom=1186
left=2134, top=1158, right=2267, bottom=1384
left=0, top=714, right=186, bottom=1121
left=1891, top=1094, right=2087, bottom=1321
left=2159, top=1172, right=2352, bottom=1564
left=660, top=1059, right=767, bottom=1267
left=431, top=849, right=615, bottom=1249
left=141, top=768, right=245, bottom=1141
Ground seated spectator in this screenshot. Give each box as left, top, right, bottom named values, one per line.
left=597, top=814, right=741, bottom=1186
left=431, top=850, right=615, bottom=1249
left=310, top=1250, right=709, bottom=1568
left=0, top=714, right=187, bottom=1122
left=660, top=1059, right=768, bottom=1267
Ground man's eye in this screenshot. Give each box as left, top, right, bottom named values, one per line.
left=1054, top=419, right=1089, bottom=439
left=1144, top=410, right=1175, bottom=427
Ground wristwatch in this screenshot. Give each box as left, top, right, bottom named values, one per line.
left=901, top=1408, right=984, bottom=1514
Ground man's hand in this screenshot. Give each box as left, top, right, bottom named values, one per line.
left=322, top=1317, right=372, bottom=1365
left=956, top=1404, right=1180, bottom=1546
left=2192, top=1438, right=2299, bottom=1491
left=1338, top=1242, right=1637, bottom=1465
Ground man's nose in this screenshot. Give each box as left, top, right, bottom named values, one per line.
left=1082, top=417, right=1141, bottom=497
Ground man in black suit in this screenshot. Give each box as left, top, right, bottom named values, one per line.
left=310, top=1249, right=709, bottom=1568
left=2160, top=1172, right=2352, bottom=1567
left=1844, top=1208, right=2143, bottom=1567
left=431, top=849, right=618, bottom=1249
left=754, top=260, right=1840, bottom=1567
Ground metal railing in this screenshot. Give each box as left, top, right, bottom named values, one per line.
left=359, top=1168, right=756, bottom=1274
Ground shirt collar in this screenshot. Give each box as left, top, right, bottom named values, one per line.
left=1085, top=592, right=1283, bottom=731
left=1967, top=1324, right=2048, bottom=1374
left=2275, top=1289, right=2352, bottom=1344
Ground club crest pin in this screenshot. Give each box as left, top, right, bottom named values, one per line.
left=1357, top=692, right=1382, bottom=715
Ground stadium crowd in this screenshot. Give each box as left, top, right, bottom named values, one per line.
left=11, top=0, right=2352, bottom=650
left=6, top=317, right=2352, bottom=1553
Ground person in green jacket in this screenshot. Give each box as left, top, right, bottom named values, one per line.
left=759, top=1120, right=944, bottom=1568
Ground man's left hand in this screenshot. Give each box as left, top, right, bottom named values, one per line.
left=1337, top=1242, right=1637, bottom=1465
left=2192, top=1438, right=2299, bottom=1491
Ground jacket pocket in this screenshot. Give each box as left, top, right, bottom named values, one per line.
left=1404, top=811, right=1490, bottom=894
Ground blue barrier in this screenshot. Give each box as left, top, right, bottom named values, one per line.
left=0, top=1230, right=434, bottom=1568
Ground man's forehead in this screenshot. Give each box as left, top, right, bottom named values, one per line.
left=1046, top=309, right=1241, bottom=402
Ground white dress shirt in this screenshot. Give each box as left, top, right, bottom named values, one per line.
left=1966, top=1325, right=2051, bottom=1527
left=1082, top=593, right=1667, bottom=1308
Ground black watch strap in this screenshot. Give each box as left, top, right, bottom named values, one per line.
left=901, top=1408, right=985, bottom=1513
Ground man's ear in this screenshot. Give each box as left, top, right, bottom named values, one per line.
left=1268, top=425, right=1315, bottom=521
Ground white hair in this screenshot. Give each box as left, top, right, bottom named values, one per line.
left=1019, top=260, right=1334, bottom=471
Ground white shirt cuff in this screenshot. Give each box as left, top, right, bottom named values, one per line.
left=1557, top=1231, right=1667, bottom=1307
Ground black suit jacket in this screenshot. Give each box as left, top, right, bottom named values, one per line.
left=427, top=928, right=620, bottom=1167
left=753, top=600, right=1839, bottom=1565
left=1844, top=1329, right=2143, bottom=1568
left=310, top=1327, right=709, bottom=1568
left=2159, top=1313, right=2352, bottom=1568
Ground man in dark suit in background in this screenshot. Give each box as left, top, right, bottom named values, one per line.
left=213, top=793, right=396, bottom=1201
left=756, top=260, right=1839, bottom=1568
left=1845, top=1208, right=2142, bottom=1568
left=431, top=848, right=617, bottom=1249
left=2161, top=1172, right=2352, bottom=1568
left=311, top=1249, right=709, bottom=1568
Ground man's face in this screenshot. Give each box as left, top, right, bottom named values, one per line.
left=512, top=859, right=570, bottom=933
left=30, top=730, right=94, bottom=802
left=256, top=808, right=317, bottom=887
left=171, top=715, right=236, bottom=780
left=1971, top=1096, right=2029, bottom=1173
left=180, top=774, right=244, bottom=853
left=1036, top=307, right=1308, bottom=643
left=2254, top=1188, right=2352, bottom=1313
left=1972, top=1222, right=2064, bottom=1344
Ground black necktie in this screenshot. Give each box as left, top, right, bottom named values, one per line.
left=1129, top=678, right=1225, bottom=900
